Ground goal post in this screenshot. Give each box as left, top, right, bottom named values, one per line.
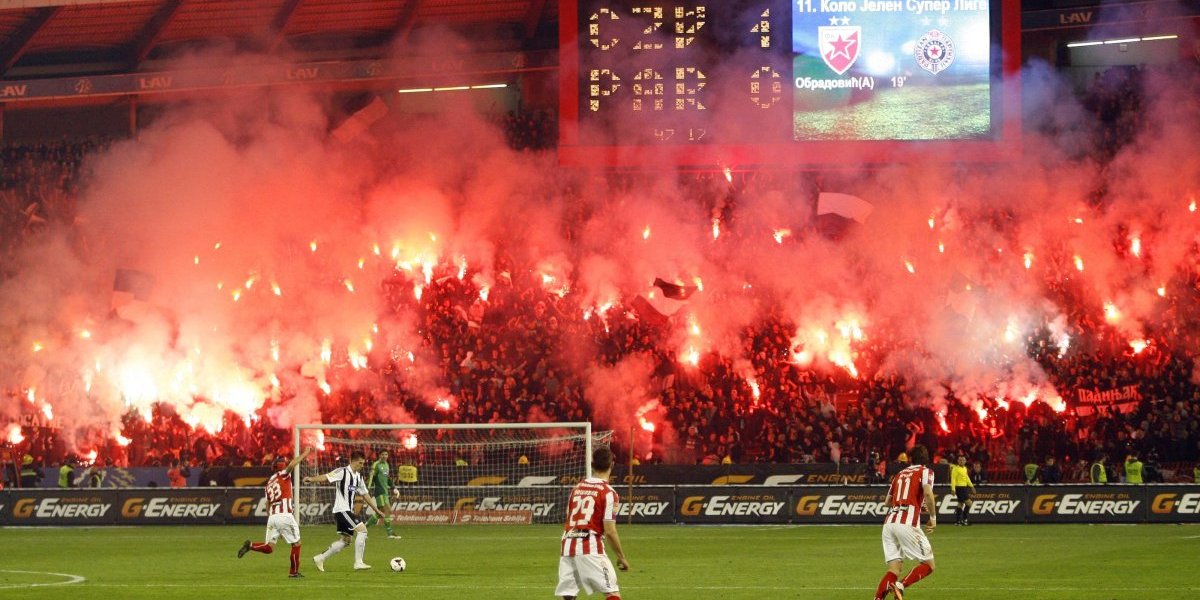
left=292, top=422, right=612, bottom=526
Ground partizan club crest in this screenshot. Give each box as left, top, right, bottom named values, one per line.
left=915, top=29, right=955, bottom=75
left=818, top=19, right=861, bottom=76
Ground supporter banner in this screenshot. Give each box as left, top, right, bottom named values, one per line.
left=791, top=486, right=890, bottom=524
left=116, top=489, right=226, bottom=525
left=1073, top=385, right=1141, bottom=416
left=1027, top=486, right=1145, bottom=523
left=616, top=463, right=873, bottom=486
left=3, top=489, right=120, bottom=525
left=1146, top=486, right=1200, bottom=523
left=613, top=487, right=675, bottom=524
left=933, top=485, right=1025, bottom=524
left=34, top=466, right=202, bottom=488
left=676, top=486, right=790, bottom=524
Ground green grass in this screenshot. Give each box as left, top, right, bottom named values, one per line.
left=1, top=524, right=1196, bottom=599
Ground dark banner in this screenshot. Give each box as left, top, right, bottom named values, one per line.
left=115, top=489, right=227, bottom=525
left=933, top=485, right=1025, bottom=524
left=1146, top=486, right=1200, bottom=523
left=1027, top=486, right=1145, bottom=523
left=676, top=486, right=790, bottom=524
left=3, top=488, right=120, bottom=525
left=791, top=486, right=890, bottom=524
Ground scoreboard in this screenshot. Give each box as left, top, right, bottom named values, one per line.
left=558, top=0, right=1020, bottom=166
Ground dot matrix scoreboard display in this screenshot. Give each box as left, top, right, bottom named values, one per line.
left=558, top=0, right=1020, bottom=166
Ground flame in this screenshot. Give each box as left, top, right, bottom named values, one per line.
left=904, top=259, right=915, bottom=274
left=1129, top=339, right=1150, bottom=355
left=828, top=348, right=859, bottom=378
left=1019, top=390, right=1037, bottom=407
left=435, top=397, right=452, bottom=411
left=42, top=403, right=54, bottom=421
left=1130, top=236, right=1141, bottom=258
left=937, top=241, right=945, bottom=253
left=403, top=433, right=419, bottom=449
left=722, top=166, right=732, bottom=183
left=32, top=341, right=44, bottom=353
left=429, top=232, right=438, bottom=242
left=479, top=285, right=490, bottom=301
left=358, top=258, right=366, bottom=270
left=748, top=378, right=761, bottom=400
left=975, top=406, right=988, bottom=421
left=936, top=412, right=949, bottom=432
left=26, top=388, right=35, bottom=403
left=712, top=218, right=721, bottom=240
left=1190, top=198, right=1197, bottom=212
left=1073, top=217, right=1084, bottom=224
left=320, top=339, right=332, bottom=364
left=773, top=228, right=791, bottom=244
left=693, top=276, right=704, bottom=292
left=414, top=284, right=424, bottom=300
left=245, top=275, right=257, bottom=289
left=1157, top=285, right=1166, bottom=297
left=343, top=279, right=355, bottom=293
left=1003, top=316, right=1020, bottom=344
left=310, top=240, right=318, bottom=253
left=271, top=340, right=280, bottom=362
left=231, top=289, right=242, bottom=302
left=373, top=243, right=382, bottom=256
left=407, top=351, right=415, bottom=363
left=79, top=329, right=91, bottom=339
left=214, top=242, right=222, bottom=249
left=457, top=257, right=468, bottom=280
left=84, top=449, right=98, bottom=464
left=1023, top=251, right=1033, bottom=269
left=272, top=282, right=282, bottom=296
left=791, top=348, right=813, bottom=366
left=689, top=317, right=701, bottom=336
left=1074, top=255, right=1084, bottom=271
left=928, top=216, right=935, bottom=229
left=5, top=424, right=23, bottom=444
left=681, top=347, right=700, bottom=367
left=193, top=255, right=200, bottom=265
left=1103, top=301, right=1120, bottom=323
left=640, top=418, right=656, bottom=432
left=317, top=379, right=331, bottom=395
left=314, top=430, right=326, bottom=451
left=1056, top=332, right=1071, bottom=358
left=643, top=226, right=651, bottom=240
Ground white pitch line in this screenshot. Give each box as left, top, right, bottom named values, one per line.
left=68, top=583, right=1200, bottom=591
left=0, top=570, right=87, bottom=589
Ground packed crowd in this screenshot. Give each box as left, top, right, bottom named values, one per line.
left=4, top=68, right=1200, bottom=484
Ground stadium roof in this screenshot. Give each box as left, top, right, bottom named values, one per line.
left=0, top=0, right=557, bottom=78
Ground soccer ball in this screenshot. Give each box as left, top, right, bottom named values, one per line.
left=389, top=557, right=407, bottom=572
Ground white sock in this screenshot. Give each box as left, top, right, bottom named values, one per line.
left=354, top=531, right=367, bottom=563
left=319, top=539, right=346, bottom=560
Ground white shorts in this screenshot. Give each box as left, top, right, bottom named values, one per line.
left=265, top=513, right=301, bottom=546
left=881, top=522, right=933, bottom=563
left=555, top=554, right=620, bottom=597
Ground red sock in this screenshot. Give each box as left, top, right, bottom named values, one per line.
left=875, top=572, right=898, bottom=600
left=290, top=544, right=301, bottom=575
left=902, top=563, right=933, bottom=588
left=250, top=542, right=273, bottom=554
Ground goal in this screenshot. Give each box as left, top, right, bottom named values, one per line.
left=292, top=422, right=611, bottom=526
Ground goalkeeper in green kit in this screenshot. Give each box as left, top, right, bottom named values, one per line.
left=365, top=450, right=401, bottom=539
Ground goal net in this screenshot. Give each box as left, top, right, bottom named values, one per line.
left=293, top=422, right=611, bottom=526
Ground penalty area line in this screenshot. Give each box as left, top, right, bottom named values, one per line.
left=0, top=570, right=87, bottom=589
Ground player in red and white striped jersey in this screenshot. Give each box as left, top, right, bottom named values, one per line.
left=875, top=445, right=936, bottom=600
left=555, top=446, right=630, bottom=600
left=238, top=447, right=312, bottom=578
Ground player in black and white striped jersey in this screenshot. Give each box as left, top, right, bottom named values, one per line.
left=303, top=451, right=387, bottom=571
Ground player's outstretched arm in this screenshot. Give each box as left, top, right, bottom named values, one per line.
left=284, top=447, right=313, bottom=473
left=602, top=520, right=630, bottom=571
left=361, top=492, right=387, bottom=518
left=302, top=468, right=339, bottom=485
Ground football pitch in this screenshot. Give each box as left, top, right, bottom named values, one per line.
left=1, top=523, right=1196, bottom=599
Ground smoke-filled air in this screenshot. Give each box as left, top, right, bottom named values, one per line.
left=2, top=14, right=1199, bottom=466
